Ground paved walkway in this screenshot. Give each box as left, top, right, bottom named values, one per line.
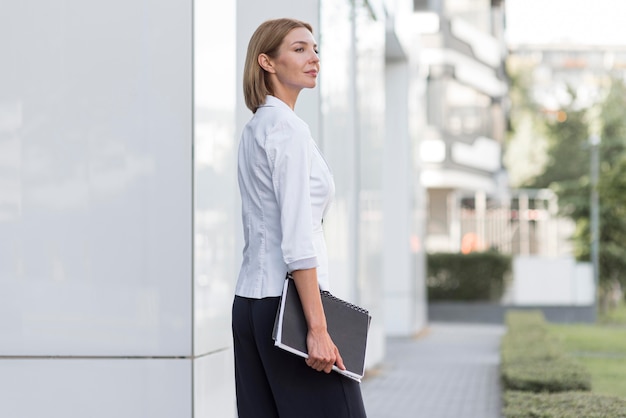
left=361, top=323, right=505, bottom=418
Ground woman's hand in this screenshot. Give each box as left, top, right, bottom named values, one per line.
left=291, top=268, right=346, bottom=374
left=305, top=327, right=346, bottom=373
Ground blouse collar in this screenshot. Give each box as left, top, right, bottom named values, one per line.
left=260, top=95, right=293, bottom=112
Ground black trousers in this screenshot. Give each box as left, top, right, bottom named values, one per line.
left=232, top=296, right=367, bottom=418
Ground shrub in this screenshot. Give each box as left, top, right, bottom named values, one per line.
left=501, top=311, right=591, bottom=393
left=502, top=360, right=591, bottom=392
left=503, top=391, right=626, bottom=418
left=501, top=311, right=562, bottom=364
left=427, top=251, right=512, bottom=301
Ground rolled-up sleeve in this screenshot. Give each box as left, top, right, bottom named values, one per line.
left=266, top=120, right=318, bottom=272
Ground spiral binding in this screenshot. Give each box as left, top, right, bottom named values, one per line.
left=285, top=273, right=370, bottom=316
left=321, top=290, right=370, bottom=316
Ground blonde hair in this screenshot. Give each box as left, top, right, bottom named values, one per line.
left=243, top=18, right=313, bottom=113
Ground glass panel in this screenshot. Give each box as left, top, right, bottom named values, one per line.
left=319, top=0, right=354, bottom=300
left=193, top=0, right=236, bottom=356
left=0, top=358, right=191, bottom=417
left=0, top=0, right=192, bottom=356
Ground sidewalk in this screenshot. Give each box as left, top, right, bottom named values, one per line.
left=361, top=323, right=505, bottom=418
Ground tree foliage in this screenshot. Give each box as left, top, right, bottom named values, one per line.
left=504, top=58, right=550, bottom=187
left=527, top=100, right=589, bottom=190
left=594, top=79, right=626, bottom=286
left=527, top=77, right=626, bottom=290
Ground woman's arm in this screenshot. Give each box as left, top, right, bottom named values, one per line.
left=291, top=268, right=346, bottom=373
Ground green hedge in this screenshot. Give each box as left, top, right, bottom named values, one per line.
left=501, top=311, right=626, bottom=417
left=501, top=311, right=591, bottom=393
left=427, top=252, right=511, bottom=301
left=501, top=311, right=563, bottom=364
left=502, top=360, right=591, bottom=393
left=503, top=391, right=626, bottom=418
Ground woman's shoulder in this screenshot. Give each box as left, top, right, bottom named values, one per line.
left=256, top=107, right=310, bottom=142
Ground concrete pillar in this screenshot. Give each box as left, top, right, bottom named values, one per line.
left=0, top=1, right=237, bottom=416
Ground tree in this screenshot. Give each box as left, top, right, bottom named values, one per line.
left=526, top=88, right=591, bottom=249
left=594, top=78, right=626, bottom=291
left=526, top=87, right=589, bottom=190
left=504, top=58, right=549, bottom=187
left=527, top=77, right=626, bottom=293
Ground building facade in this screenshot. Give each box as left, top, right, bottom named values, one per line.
left=0, top=0, right=427, bottom=416
left=413, top=0, right=509, bottom=253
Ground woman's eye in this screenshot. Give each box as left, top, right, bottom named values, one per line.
left=295, top=48, right=304, bottom=52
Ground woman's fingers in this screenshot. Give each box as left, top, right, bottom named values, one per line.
left=306, top=330, right=342, bottom=373
left=306, top=356, right=332, bottom=372
left=334, top=347, right=346, bottom=371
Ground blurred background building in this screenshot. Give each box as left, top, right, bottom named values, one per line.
left=412, top=0, right=510, bottom=254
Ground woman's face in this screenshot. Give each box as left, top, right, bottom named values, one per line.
left=268, top=27, right=320, bottom=94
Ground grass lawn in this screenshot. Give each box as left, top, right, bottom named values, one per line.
left=548, top=304, right=626, bottom=398
left=599, top=303, right=626, bottom=325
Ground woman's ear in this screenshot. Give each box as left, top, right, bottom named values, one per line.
left=258, top=53, right=276, bottom=73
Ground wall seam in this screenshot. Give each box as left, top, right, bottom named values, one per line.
left=190, top=0, right=196, bottom=417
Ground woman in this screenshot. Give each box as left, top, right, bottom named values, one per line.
left=233, top=18, right=367, bottom=418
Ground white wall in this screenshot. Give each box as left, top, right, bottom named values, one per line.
left=318, top=0, right=357, bottom=319
left=381, top=6, right=429, bottom=337
left=0, top=0, right=192, bottom=359
left=510, top=257, right=595, bottom=306
left=193, top=0, right=236, bottom=359
left=193, top=0, right=237, bottom=415
left=383, top=58, right=426, bottom=336
left=0, top=359, right=192, bottom=417
left=0, top=1, right=236, bottom=416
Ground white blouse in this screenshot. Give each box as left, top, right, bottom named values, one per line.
left=236, top=96, right=335, bottom=298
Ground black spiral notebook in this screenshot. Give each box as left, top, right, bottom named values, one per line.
left=272, top=277, right=371, bottom=382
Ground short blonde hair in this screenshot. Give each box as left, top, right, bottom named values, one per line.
left=243, top=18, right=313, bottom=113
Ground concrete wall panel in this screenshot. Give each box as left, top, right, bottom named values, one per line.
left=0, top=0, right=192, bottom=357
